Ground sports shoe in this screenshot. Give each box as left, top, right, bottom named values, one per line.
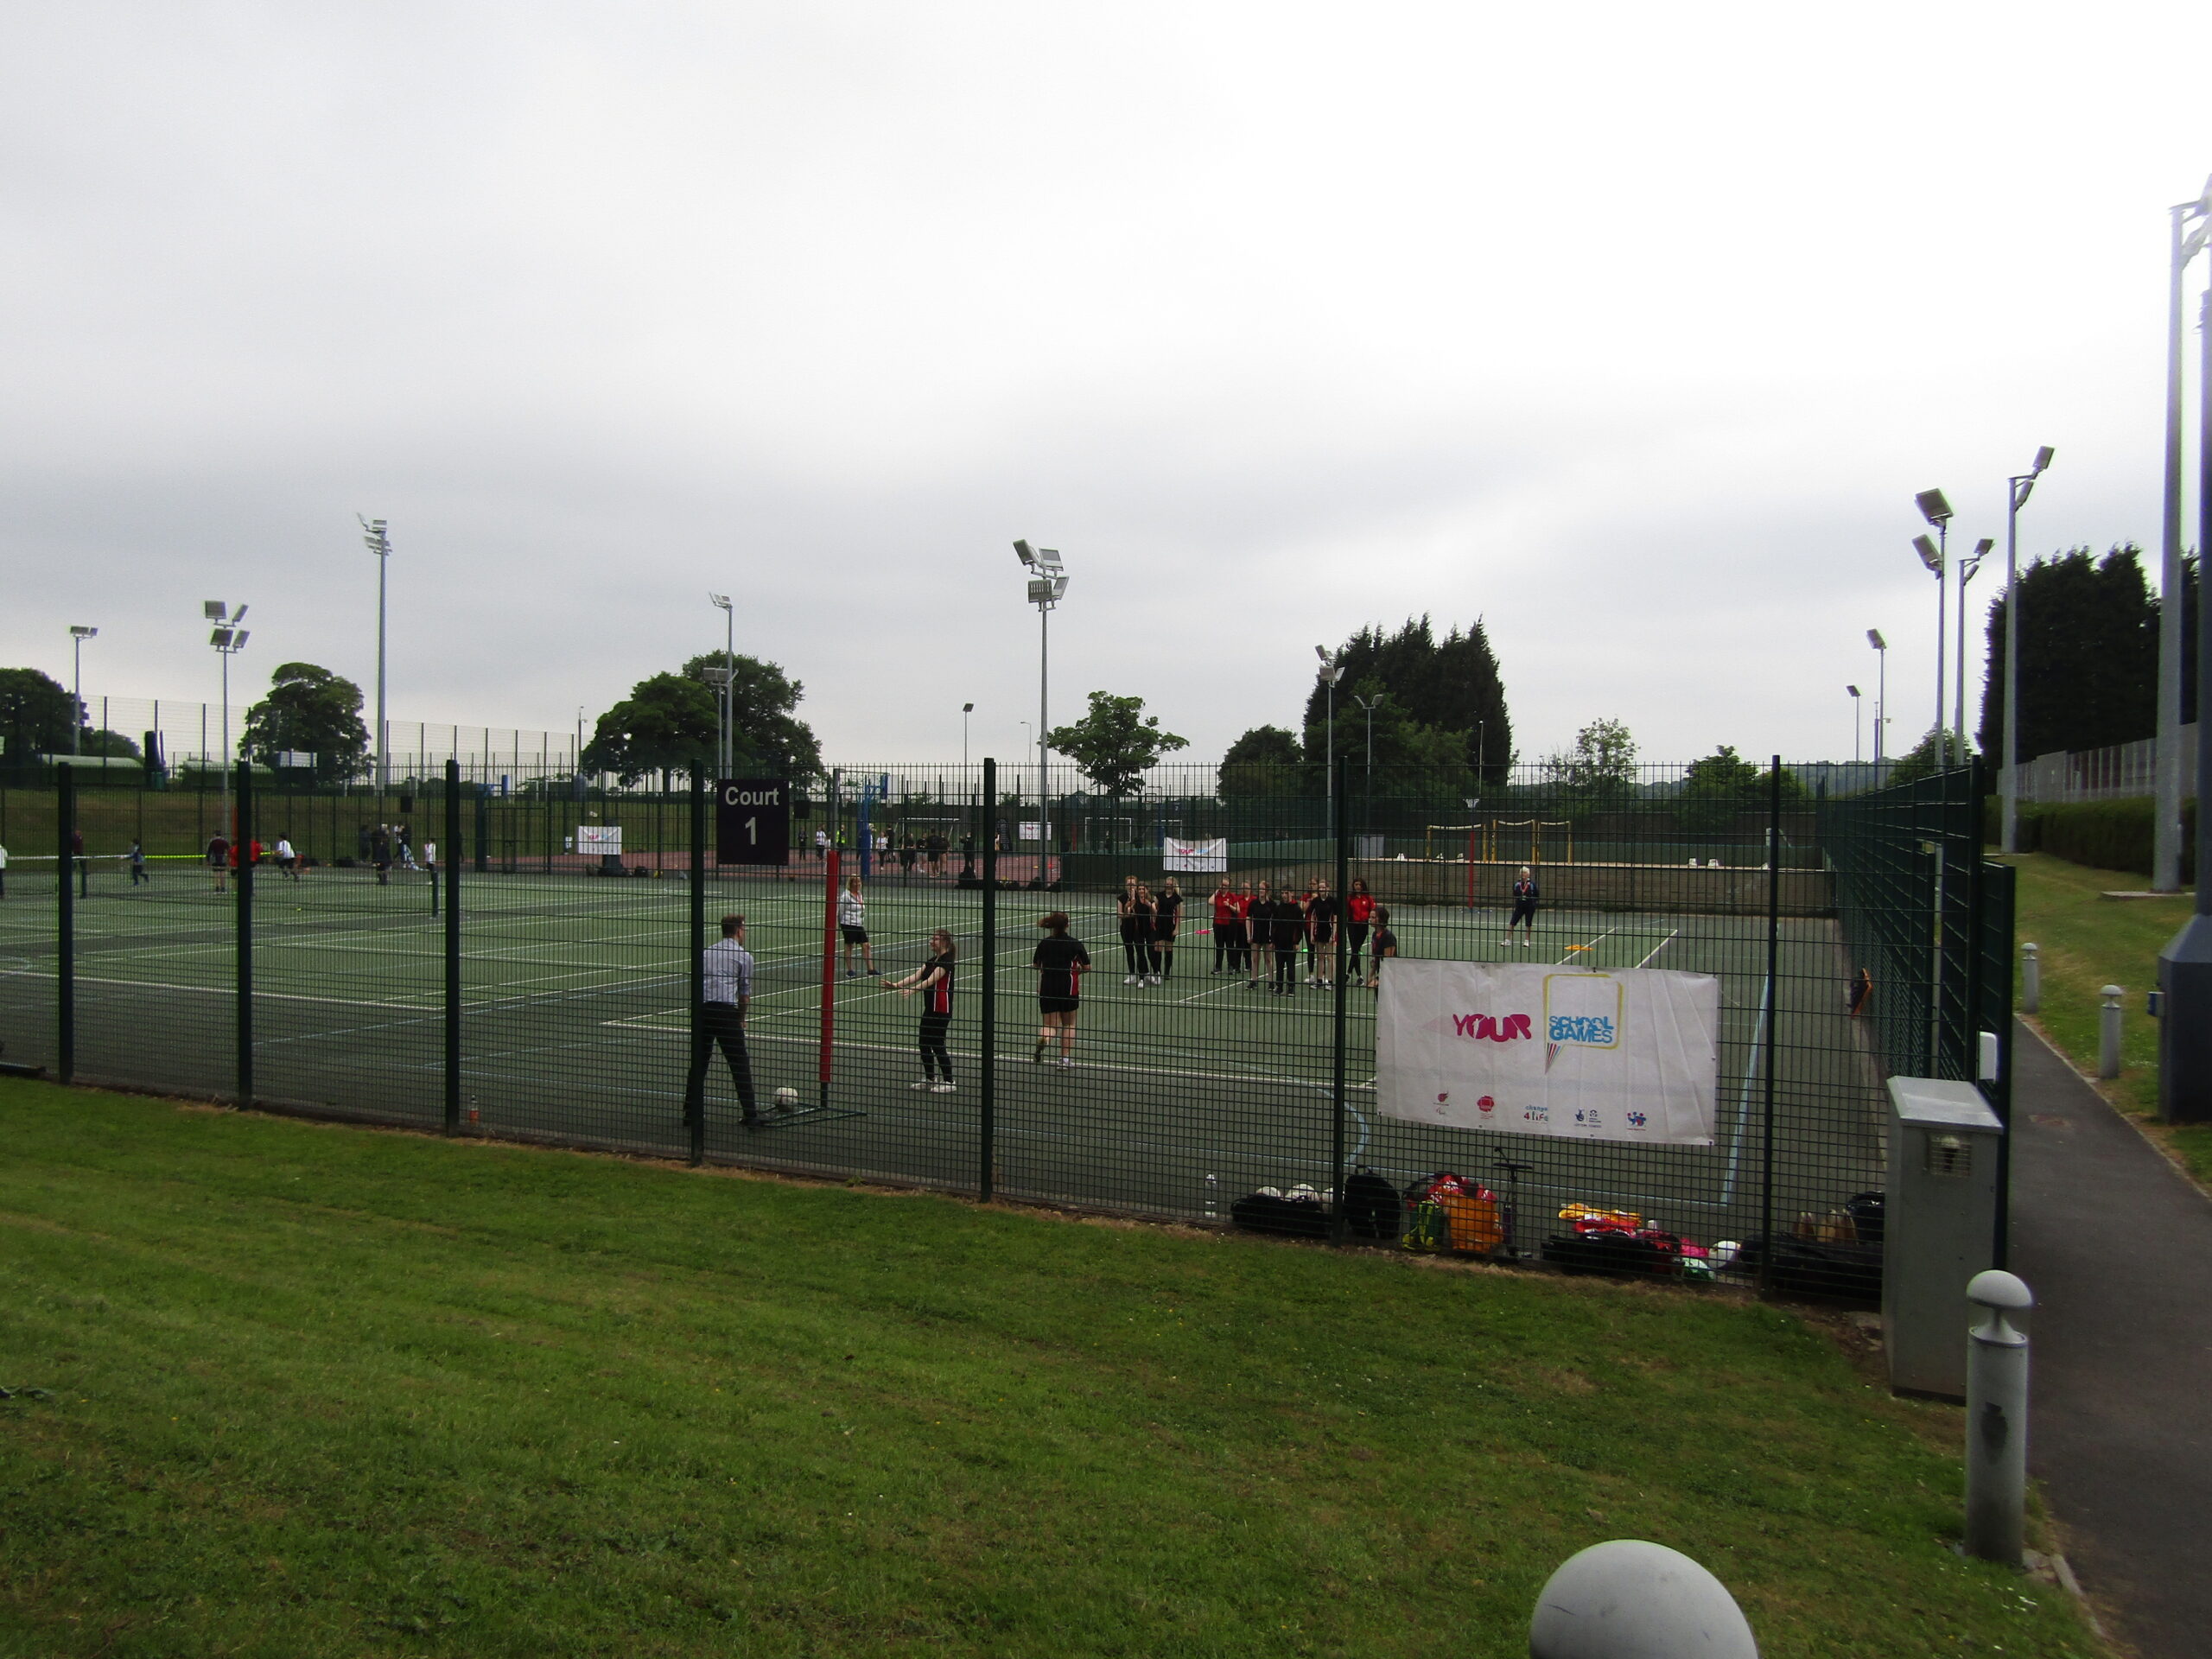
left=869, top=969, right=880, bottom=976
left=930, top=1080, right=957, bottom=1093
left=1123, top=974, right=1140, bottom=986
left=1144, top=975, right=1160, bottom=987
left=1056, top=1056, right=1072, bottom=1068
left=844, top=969, right=858, bottom=979
left=910, top=1078, right=937, bottom=1090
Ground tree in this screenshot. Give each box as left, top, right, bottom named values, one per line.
left=1217, top=726, right=1305, bottom=798
left=1676, top=745, right=1802, bottom=834
left=1977, top=544, right=2173, bottom=763
left=1302, top=616, right=1513, bottom=782
left=1542, top=717, right=1638, bottom=815
left=582, top=673, right=719, bottom=785
left=241, top=663, right=372, bottom=782
left=0, top=668, right=78, bottom=761
left=677, top=653, right=823, bottom=781
left=1045, top=691, right=1189, bottom=797
left=1883, top=725, right=1959, bottom=786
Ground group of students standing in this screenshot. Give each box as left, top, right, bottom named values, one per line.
left=1207, top=876, right=1395, bottom=993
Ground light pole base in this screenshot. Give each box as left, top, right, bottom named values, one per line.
left=2157, top=913, right=2212, bottom=1123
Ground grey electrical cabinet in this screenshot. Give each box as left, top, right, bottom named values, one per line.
left=1884, top=1077, right=2005, bottom=1399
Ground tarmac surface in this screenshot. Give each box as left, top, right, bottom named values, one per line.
left=2008, top=1020, right=2212, bottom=1659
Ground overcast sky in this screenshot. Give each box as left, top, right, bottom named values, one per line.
left=3, top=2, right=2208, bottom=768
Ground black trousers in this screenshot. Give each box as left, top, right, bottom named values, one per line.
left=1273, top=938, right=1298, bottom=990
left=919, top=1012, right=952, bottom=1078
left=687, top=1001, right=758, bottom=1121
left=1346, top=922, right=1370, bottom=974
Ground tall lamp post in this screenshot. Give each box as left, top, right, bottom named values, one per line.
left=1315, top=646, right=1345, bottom=801
left=1914, top=488, right=1953, bottom=767
left=1351, top=692, right=1385, bottom=828
left=962, top=702, right=974, bottom=768
left=2001, top=448, right=2056, bottom=850
left=708, top=592, right=735, bottom=777
left=2156, top=179, right=2211, bottom=893
left=1013, top=541, right=1067, bottom=840
left=1867, top=630, right=1888, bottom=768
left=67, top=626, right=98, bottom=754
left=1954, top=537, right=1994, bottom=763
left=359, top=517, right=391, bottom=789
left=205, top=601, right=250, bottom=825
left=1847, top=685, right=1861, bottom=766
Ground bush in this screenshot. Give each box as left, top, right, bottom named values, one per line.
left=1986, top=795, right=2196, bottom=881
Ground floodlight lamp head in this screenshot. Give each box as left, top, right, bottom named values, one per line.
left=709, top=592, right=731, bottom=610
left=1915, top=489, right=1953, bottom=525
left=1014, top=539, right=1036, bottom=566
left=233, top=631, right=249, bottom=650
left=1913, top=534, right=1942, bottom=574
left=1868, top=629, right=1886, bottom=650
left=1314, top=645, right=1330, bottom=662
left=1973, top=537, right=1995, bottom=557
left=69, top=625, right=97, bottom=639
left=2032, top=445, right=2055, bottom=474
left=232, top=604, right=247, bottom=624
left=210, top=627, right=234, bottom=649
left=963, top=702, right=975, bottom=713
left=204, top=601, right=227, bottom=620
left=1847, top=684, right=1860, bottom=697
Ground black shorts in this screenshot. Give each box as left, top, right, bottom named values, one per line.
left=1510, top=899, right=1537, bottom=924
left=1153, top=920, right=1178, bottom=942
left=841, top=925, right=868, bottom=944
left=1039, top=995, right=1079, bottom=1015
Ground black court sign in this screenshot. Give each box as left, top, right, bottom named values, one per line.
left=715, top=779, right=791, bottom=866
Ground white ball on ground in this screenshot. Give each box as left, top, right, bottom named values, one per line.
left=774, top=1087, right=800, bottom=1107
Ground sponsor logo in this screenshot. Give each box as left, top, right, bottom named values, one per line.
left=1574, top=1109, right=1605, bottom=1128
left=1522, top=1104, right=1549, bottom=1123
left=1548, top=1014, right=1618, bottom=1046
left=1477, top=1095, right=1496, bottom=1116
left=1452, top=1012, right=1535, bottom=1043
left=1626, top=1110, right=1649, bottom=1128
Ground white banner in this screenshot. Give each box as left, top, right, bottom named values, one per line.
left=1376, top=961, right=1719, bottom=1145
left=1018, top=821, right=1053, bottom=842
left=577, top=824, right=623, bottom=855
left=1162, top=836, right=1229, bottom=873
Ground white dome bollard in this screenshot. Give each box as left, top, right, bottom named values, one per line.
left=1529, top=1540, right=1759, bottom=1658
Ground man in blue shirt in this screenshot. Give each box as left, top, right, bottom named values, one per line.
left=688, top=913, right=762, bottom=1129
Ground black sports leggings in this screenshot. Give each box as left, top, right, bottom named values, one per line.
left=1274, top=939, right=1297, bottom=990
left=919, top=1013, right=953, bottom=1079
left=1346, top=922, right=1370, bottom=974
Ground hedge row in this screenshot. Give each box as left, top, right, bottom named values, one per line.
left=1983, top=795, right=2198, bottom=881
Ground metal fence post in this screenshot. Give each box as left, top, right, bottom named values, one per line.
left=444, top=759, right=461, bottom=1133
left=2020, top=942, right=2039, bottom=1014
left=688, top=766, right=706, bottom=1166
left=1330, top=754, right=1350, bottom=1244
left=236, top=759, right=254, bottom=1108
left=1964, top=1269, right=2032, bottom=1567
left=56, top=762, right=75, bottom=1084
left=2099, top=985, right=2124, bottom=1078
left=979, top=757, right=997, bottom=1203
left=1758, top=755, right=1781, bottom=1289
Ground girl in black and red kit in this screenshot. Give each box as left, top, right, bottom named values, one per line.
left=888, top=930, right=959, bottom=1092
left=1152, top=875, right=1183, bottom=982
left=1344, top=878, right=1376, bottom=980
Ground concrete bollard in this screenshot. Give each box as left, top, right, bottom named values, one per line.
left=1964, top=1270, right=2033, bottom=1568
left=1529, top=1540, right=1759, bottom=1657
left=2020, top=942, right=2039, bottom=1014
left=2099, top=985, right=2124, bottom=1079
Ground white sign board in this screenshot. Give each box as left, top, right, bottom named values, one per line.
left=1018, top=822, right=1053, bottom=842
left=577, top=824, right=623, bottom=855
left=1162, top=836, right=1229, bottom=873
left=1376, top=961, right=1719, bottom=1145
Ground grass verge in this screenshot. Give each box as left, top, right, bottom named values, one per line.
left=1998, top=852, right=2212, bottom=1185
left=0, top=1077, right=2100, bottom=1658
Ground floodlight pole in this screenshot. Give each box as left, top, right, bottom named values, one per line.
left=1013, top=541, right=1068, bottom=851
left=68, top=626, right=96, bottom=755
left=963, top=702, right=974, bottom=769
left=1914, top=491, right=1954, bottom=769
left=1848, top=686, right=1861, bottom=766
left=2156, top=185, right=2211, bottom=891
left=709, top=593, right=735, bottom=777
left=1955, top=540, right=1992, bottom=767
left=1868, top=631, right=1888, bottom=769
left=359, top=518, right=391, bottom=789
left=2001, top=449, right=2053, bottom=851
left=1316, top=648, right=1344, bottom=802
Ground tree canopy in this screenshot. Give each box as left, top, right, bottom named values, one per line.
left=583, top=653, right=822, bottom=785
left=1541, top=717, right=1638, bottom=815
left=1302, top=616, right=1512, bottom=784
left=242, top=663, right=371, bottom=782
left=1676, top=745, right=1802, bottom=833
left=1045, top=691, right=1188, bottom=797
left=0, top=668, right=79, bottom=760
left=1977, top=544, right=2186, bottom=762
left=1217, top=725, right=1304, bottom=798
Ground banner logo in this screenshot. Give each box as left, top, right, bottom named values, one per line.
left=1452, top=1013, right=1534, bottom=1043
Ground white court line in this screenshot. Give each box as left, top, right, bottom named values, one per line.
left=1635, top=930, right=1681, bottom=969
left=1554, top=924, right=1621, bottom=966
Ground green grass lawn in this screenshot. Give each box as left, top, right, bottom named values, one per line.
left=1998, top=852, right=2212, bottom=1184
left=0, top=1078, right=2097, bottom=1659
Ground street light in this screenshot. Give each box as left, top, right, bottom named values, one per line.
left=206, top=601, right=250, bottom=825
left=708, top=592, right=735, bottom=777
left=1915, top=487, right=1953, bottom=768
left=358, top=518, right=391, bottom=789
left=1847, top=685, right=1861, bottom=766
left=2001, top=446, right=2055, bottom=852
left=1315, top=645, right=1346, bottom=801
left=2157, top=179, right=2212, bottom=892
left=1955, top=537, right=1994, bottom=766
left=962, top=702, right=975, bottom=768
left=1351, top=691, right=1385, bottom=828
left=1867, top=629, right=1888, bottom=768
left=1013, top=540, right=1067, bottom=837
left=67, top=626, right=97, bottom=755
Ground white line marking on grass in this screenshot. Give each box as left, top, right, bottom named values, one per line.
left=1635, top=930, right=1681, bottom=969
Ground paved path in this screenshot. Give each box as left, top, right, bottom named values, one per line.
left=2008, top=1020, right=2212, bottom=1658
